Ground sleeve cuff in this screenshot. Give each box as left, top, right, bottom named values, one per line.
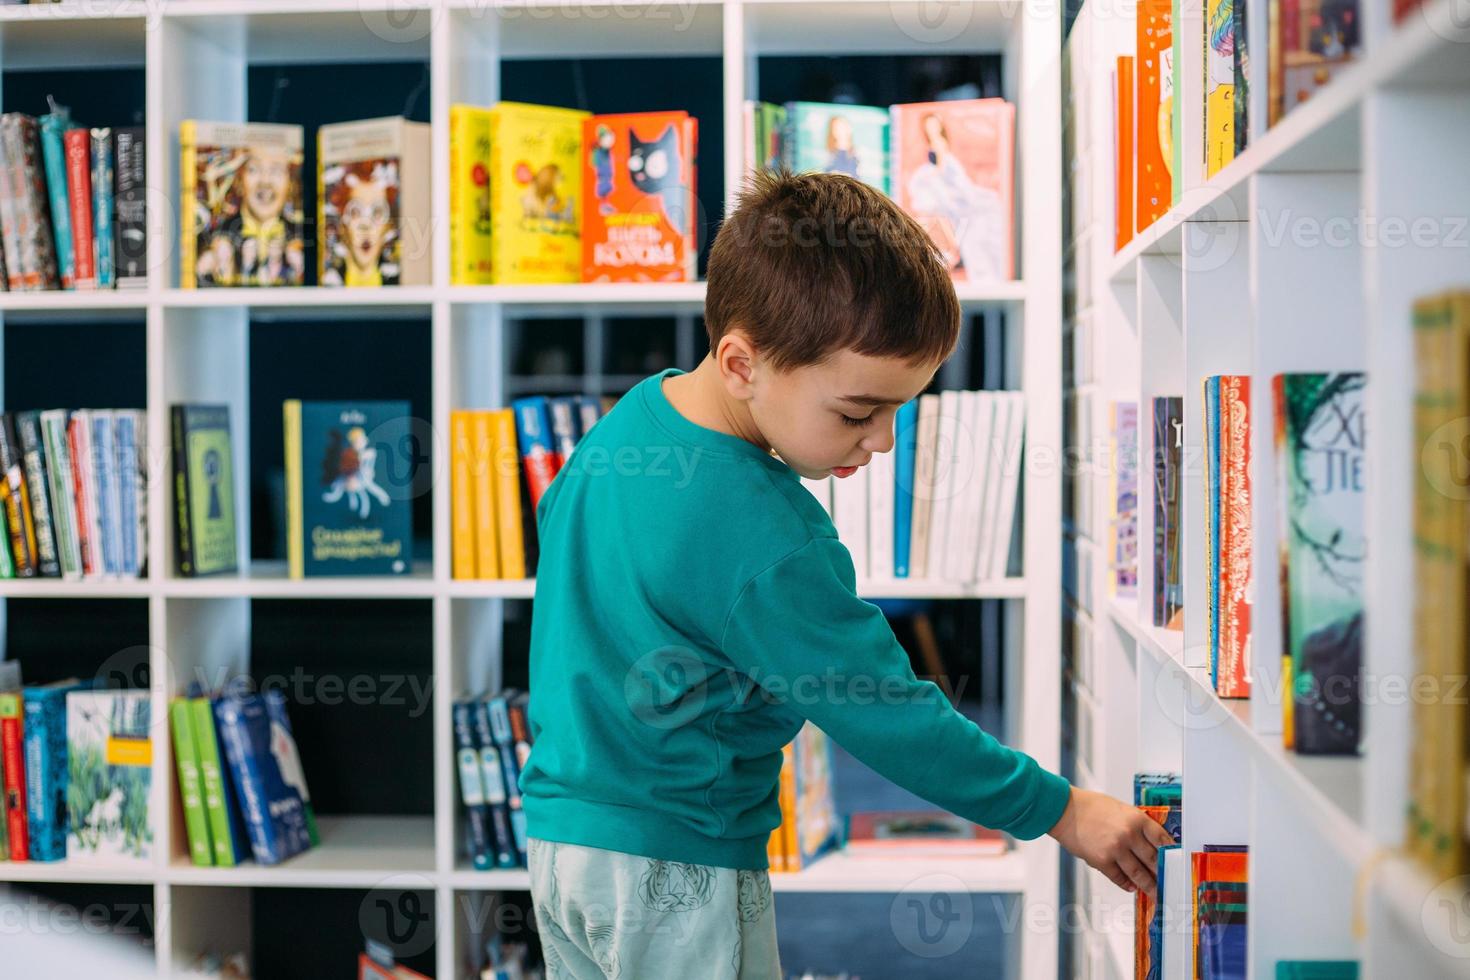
left=1004, top=767, right=1073, bottom=841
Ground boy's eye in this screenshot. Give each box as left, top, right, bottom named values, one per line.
left=841, top=413, right=874, bottom=428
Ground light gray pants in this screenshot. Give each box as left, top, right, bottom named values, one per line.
left=528, top=837, right=783, bottom=980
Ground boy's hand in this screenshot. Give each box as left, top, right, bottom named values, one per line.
left=1046, top=786, right=1175, bottom=900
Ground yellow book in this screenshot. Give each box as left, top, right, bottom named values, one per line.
left=471, top=410, right=501, bottom=579
left=450, top=104, right=495, bottom=285
left=779, top=741, right=797, bottom=872
left=449, top=411, right=476, bottom=579
left=1204, top=0, right=1236, bottom=177
left=487, top=102, right=589, bottom=284
left=179, top=120, right=198, bottom=288
left=490, top=409, right=526, bottom=579
left=283, top=400, right=303, bottom=578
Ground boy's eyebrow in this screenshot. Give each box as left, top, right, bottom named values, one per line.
left=838, top=393, right=901, bottom=407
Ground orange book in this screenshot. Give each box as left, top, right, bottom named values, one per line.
left=1135, top=1, right=1173, bottom=233
left=1190, top=850, right=1247, bottom=979
left=777, top=741, right=797, bottom=872
left=1217, top=377, right=1252, bottom=698
left=1115, top=57, right=1136, bottom=252
left=490, top=409, right=526, bottom=579
left=449, top=411, right=475, bottom=579
left=581, top=112, right=698, bottom=283
left=470, top=411, right=500, bottom=579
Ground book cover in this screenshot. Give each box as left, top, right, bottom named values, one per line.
left=582, top=111, right=698, bottom=283
left=40, top=410, right=81, bottom=578
left=449, top=104, right=494, bottom=285
left=1152, top=397, right=1184, bottom=629
left=511, top=397, right=561, bottom=511
left=490, top=409, right=527, bottom=579
left=191, top=696, right=248, bottom=867
left=1206, top=0, right=1237, bottom=176
left=783, top=101, right=889, bottom=194
left=15, top=412, right=60, bottom=578
left=1135, top=0, right=1173, bottom=233
left=893, top=399, right=919, bottom=577
left=0, top=690, right=25, bottom=859
left=8, top=114, right=61, bottom=290
left=1275, top=963, right=1358, bottom=980
left=91, top=127, right=115, bottom=288
left=1276, top=373, right=1365, bottom=755
left=453, top=699, right=494, bottom=870
left=90, top=410, right=123, bottom=577
left=170, top=698, right=214, bottom=866
left=66, top=690, right=153, bottom=864
left=469, top=411, right=501, bottom=579
left=0, top=413, right=36, bottom=577
left=1171, top=0, right=1183, bottom=207
left=1271, top=1, right=1360, bottom=127
left=114, top=126, right=147, bottom=288
left=212, top=692, right=315, bottom=866
left=1115, top=57, right=1136, bottom=252
left=469, top=698, right=518, bottom=868
left=65, top=127, right=95, bottom=289
left=318, top=116, right=432, bottom=287
left=23, top=678, right=88, bottom=861
left=1234, top=0, right=1250, bottom=156
left=1217, top=376, right=1252, bottom=698
left=745, top=101, right=786, bottom=179
left=172, top=405, right=238, bottom=577
left=284, top=400, right=413, bottom=578
left=179, top=120, right=306, bottom=288
left=890, top=99, right=1015, bottom=281
left=1109, top=402, right=1140, bottom=596
left=1206, top=378, right=1222, bottom=674
left=791, top=723, right=838, bottom=868
left=487, top=102, right=588, bottom=284
left=39, top=109, right=74, bottom=289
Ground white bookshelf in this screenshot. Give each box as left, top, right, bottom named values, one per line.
left=0, top=1, right=1063, bottom=977
left=1067, top=1, right=1470, bottom=978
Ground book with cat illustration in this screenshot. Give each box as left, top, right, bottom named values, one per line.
left=581, top=111, right=698, bottom=283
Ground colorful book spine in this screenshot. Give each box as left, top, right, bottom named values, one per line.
left=64, top=128, right=95, bottom=289
left=470, top=410, right=500, bottom=579
left=15, top=412, right=60, bottom=578
left=0, top=691, right=26, bottom=859
left=1205, top=377, right=1222, bottom=675
left=1205, top=0, right=1236, bottom=177
left=486, top=694, right=525, bottom=862
left=114, top=127, right=147, bottom=288
left=1217, top=376, right=1252, bottom=698
left=0, top=414, right=36, bottom=577
left=1115, top=57, right=1136, bottom=253
left=115, top=412, right=140, bottom=577
left=0, top=117, right=23, bottom=290
left=171, top=699, right=214, bottom=866
left=491, top=409, right=526, bottom=579
left=39, top=111, right=74, bottom=289
left=470, top=699, right=518, bottom=868
left=91, top=128, right=115, bottom=289
left=511, top=397, right=560, bottom=511
left=1233, top=0, right=1249, bottom=156
left=5, top=114, right=61, bottom=290
left=91, top=411, right=123, bottom=577
left=24, top=681, right=86, bottom=861
left=547, top=397, right=579, bottom=463
left=893, top=399, right=918, bottom=578
left=40, top=410, right=81, bottom=579
left=68, top=411, right=99, bottom=577
left=1110, top=402, right=1140, bottom=596
left=453, top=700, right=495, bottom=870
left=908, top=394, right=939, bottom=579
left=1136, top=1, right=1173, bottom=232
left=191, top=697, right=246, bottom=867
left=450, top=411, right=476, bottom=580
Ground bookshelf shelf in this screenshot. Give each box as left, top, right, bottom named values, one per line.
left=0, top=0, right=1063, bottom=976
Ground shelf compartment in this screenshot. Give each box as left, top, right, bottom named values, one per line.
left=167, top=815, right=435, bottom=887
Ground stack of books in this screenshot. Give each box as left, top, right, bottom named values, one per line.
left=1133, top=771, right=1182, bottom=980
left=452, top=688, right=532, bottom=870
left=767, top=722, right=838, bottom=872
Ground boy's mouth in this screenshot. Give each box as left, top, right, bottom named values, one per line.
left=831, top=465, right=859, bottom=478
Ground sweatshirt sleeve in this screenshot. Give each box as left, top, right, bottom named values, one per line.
left=720, top=536, right=1071, bottom=840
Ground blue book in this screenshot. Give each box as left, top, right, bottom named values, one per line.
left=114, top=412, right=140, bottom=577
left=90, top=411, right=122, bottom=577
left=485, top=693, right=526, bottom=861
left=1201, top=920, right=1247, bottom=980
left=1205, top=377, right=1222, bottom=687
left=262, top=690, right=318, bottom=846
left=573, top=396, right=603, bottom=440
left=547, top=397, right=580, bottom=460
left=782, top=101, right=890, bottom=194
left=470, top=699, right=518, bottom=868
left=39, top=111, right=74, bottom=290
left=23, top=678, right=89, bottom=861
left=452, top=700, right=494, bottom=870
left=283, top=400, right=414, bottom=578
left=212, top=692, right=315, bottom=866
left=91, top=128, right=114, bottom=289
left=893, top=399, right=918, bottom=577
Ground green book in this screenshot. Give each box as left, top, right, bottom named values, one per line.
left=191, top=697, right=242, bottom=866
left=169, top=699, right=214, bottom=866
left=172, top=405, right=238, bottom=577
left=1276, top=962, right=1359, bottom=980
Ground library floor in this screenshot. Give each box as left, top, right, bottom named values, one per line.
left=776, top=702, right=1011, bottom=979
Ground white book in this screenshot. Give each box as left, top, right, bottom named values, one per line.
left=40, top=409, right=82, bottom=579
left=985, top=393, right=1026, bottom=581
left=1162, top=846, right=1186, bottom=978
left=945, top=392, right=992, bottom=583
left=800, top=476, right=832, bottom=517
left=867, top=445, right=896, bottom=581
left=926, top=389, right=962, bottom=582
left=907, top=394, right=941, bottom=580
left=831, top=464, right=868, bottom=577
left=973, top=392, right=1011, bottom=583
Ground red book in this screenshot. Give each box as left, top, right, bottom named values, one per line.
left=511, top=398, right=561, bottom=510
left=1217, top=376, right=1252, bottom=698
left=64, top=128, right=96, bottom=289
left=1134, top=0, right=1172, bottom=234
left=1, top=693, right=26, bottom=861
left=1115, top=56, right=1136, bottom=253
left=67, top=413, right=96, bottom=576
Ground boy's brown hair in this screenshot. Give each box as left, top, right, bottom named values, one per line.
left=704, top=169, right=961, bottom=371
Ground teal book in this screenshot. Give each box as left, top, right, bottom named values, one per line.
left=39, top=110, right=74, bottom=289
left=1206, top=377, right=1222, bottom=684
left=1276, top=963, right=1358, bottom=980
left=782, top=101, right=889, bottom=194
left=23, top=678, right=89, bottom=861
left=893, top=399, right=918, bottom=577
left=172, top=404, right=238, bottom=577
left=66, top=690, right=153, bottom=865
left=283, top=400, right=414, bottom=578
left=1275, top=373, right=1365, bottom=755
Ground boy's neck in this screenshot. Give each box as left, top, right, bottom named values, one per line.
left=661, top=357, right=771, bottom=453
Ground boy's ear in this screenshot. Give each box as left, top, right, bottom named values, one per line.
left=716, top=328, right=759, bottom=401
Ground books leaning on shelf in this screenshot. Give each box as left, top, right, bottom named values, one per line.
left=1193, top=844, right=1248, bottom=980
left=1267, top=0, right=1361, bottom=129
left=808, top=389, right=1024, bottom=584
left=1133, top=772, right=1182, bottom=980
left=283, top=400, right=414, bottom=579
left=1203, top=377, right=1252, bottom=698
left=742, top=97, right=1016, bottom=283
left=172, top=404, right=239, bottom=578
left=1273, top=372, right=1364, bottom=755
left=452, top=689, right=532, bottom=871
left=318, top=116, right=432, bottom=288
left=1151, top=396, right=1184, bottom=630
left=170, top=689, right=319, bottom=868
left=768, top=722, right=838, bottom=873
left=0, top=103, right=146, bottom=292
left=1108, top=401, right=1140, bottom=598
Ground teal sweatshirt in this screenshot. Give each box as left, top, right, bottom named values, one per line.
left=521, top=368, right=1071, bottom=870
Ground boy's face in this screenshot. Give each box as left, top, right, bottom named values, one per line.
left=748, top=348, right=940, bottom=481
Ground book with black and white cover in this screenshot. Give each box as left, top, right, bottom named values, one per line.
left=113, top=127, right=147, bottom=288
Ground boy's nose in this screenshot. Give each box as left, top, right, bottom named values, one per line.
left=862, top=425, right=896, bottom=455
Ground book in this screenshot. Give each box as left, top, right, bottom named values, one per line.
left=213, top=691, right=315, bottom=866
left=0, top=115, right=22, bottom=290
left=1269, top=1, right=1360, bottom=128
left=0, top=414, right=37, bottom=576
left=0, top=662, right=14, bottom=860
left=452, top=700, right=494, bottom=870
left=889, top=99, right=1015, bottom=281
left=831, top=451, right=869, bottom=576
left=90, top=410, right=123, bottom=577
left=15, top=412, right=60, bottom=578
left=487, top=102, right=589, bottom=284
left=114, top=126, right=147, bottom=288
left=983, top=391, right=1026, bottom=580
left=1109, top=402, right=1140, bottom=596
left=449, top=104, right=493, bottom=285
left=66, top=690, right=153, bottom=864
left=782, top=101, right=889, bottom=194
left=789, top=723, right=838, bottom=869
left=318, top=116, right=432, bottom=287
left=1152, top=396, right=1184, bottom=629
left=92, top=127, right=115, bottom=288
left=1206, top=378, right=1222, bottom=675
left=845, top=810, right=1006, bottom=856
left=170, top=698, right=214, bottom=866
left=469, top=411, right=501, bottom=579
left=1275, top=373, right=1365, bottom=754
left=490, top=408, right=527, bottom=579
left=1170, top=0, right=1182, bottom=207
left=925, top=389, right=962, bottom=579
left=191, top=696, right=248, bottom=867
left=179, top=120, right=307, bottom=288
left=283, top=400, right=413, bottom=578
left=1114, top=56, right=1136, bottom=252
left=510, top=397, right=560, bottom=511
left=1217, top=377, right=1252, bottom=698
left=893, top=399, right=918, bottom=577
left=469, top=698, right=518, bottom=868
left=547, top=397, right=579, bottom=463
left=39, top=108, right=74, bottom=289
left=3, top=114, right=61, bottom=290
left=172, top=405, right=239, bottom=577
left=943, top=391, right=991, bottom=583
left=1234, top=0, right=1250, bottom=157
left=1275, top=964, right=1357, bottom=980
left=867, top=432, right=896, bottom=580
left=1136, top=1, right=1174, bottom=233
left=0, top=688, right=26, bottom=859
left=24, top=678, right=89, bottom=860
left=1206, top=0, right=1236, bottom=176
left=582, top=111, right=698, bottom=283
left=485, top=693, right=525, bottom=863
left=65, top=127, right=96, bottom=289
left=40, top=410, right=81, bottom=578
left=908, top=394, right=941, bottom=579
left=449, top=411, right=476, bottom=580
left=743, top=100, right=787, bottom=179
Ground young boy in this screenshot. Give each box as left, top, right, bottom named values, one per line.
left=521, top=169, right=1173, bottom=978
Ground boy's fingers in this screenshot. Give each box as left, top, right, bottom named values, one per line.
left=1143, top=819, right=1176, bottom=848
left=1102, top=863, right=1134, bottom=893
left=1117, top=852, right=1156, bottom=899
left=1130, top=829, right=1164, bottom=871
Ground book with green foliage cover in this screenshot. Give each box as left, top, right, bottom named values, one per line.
left=66, top=689, right=153, bottom=865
